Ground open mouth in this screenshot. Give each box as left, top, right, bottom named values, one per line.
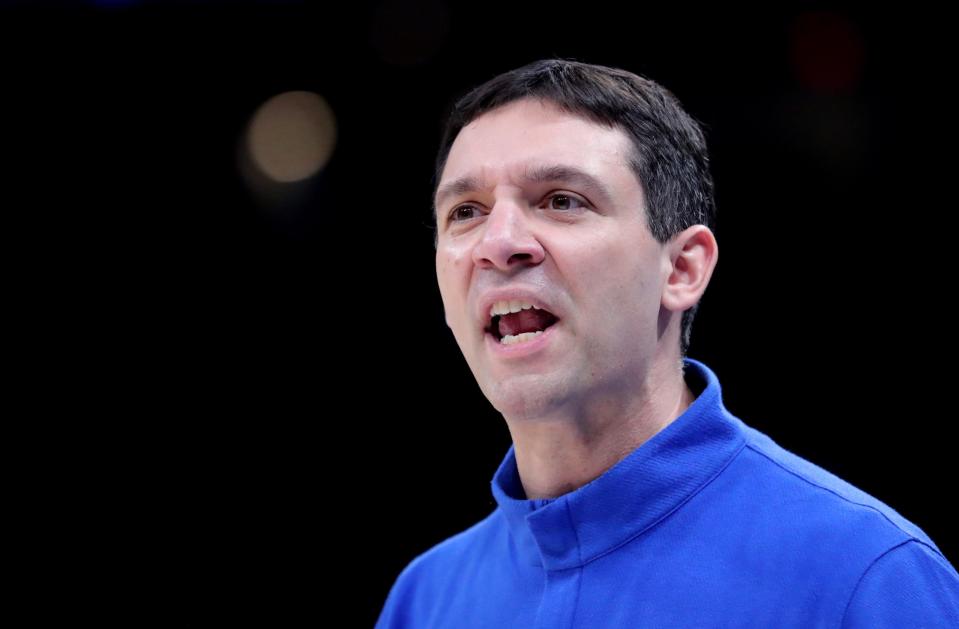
left=485, top=310, right=560, bottom=344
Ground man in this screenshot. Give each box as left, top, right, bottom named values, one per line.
left=376, top=59, right=959, bottom=627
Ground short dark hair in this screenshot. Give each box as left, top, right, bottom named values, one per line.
left=431, top=58, right=717, bottom=359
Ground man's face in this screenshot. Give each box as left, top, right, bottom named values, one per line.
left=434, top=98, right=673, bottom=420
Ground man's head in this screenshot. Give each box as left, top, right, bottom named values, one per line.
left=432, top=59, right=717, bottom=419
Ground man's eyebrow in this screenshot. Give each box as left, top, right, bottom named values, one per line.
left=434, top=163, right=614, bottom=216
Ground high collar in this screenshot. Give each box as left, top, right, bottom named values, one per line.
left=490, top=357, right=746, bottom=571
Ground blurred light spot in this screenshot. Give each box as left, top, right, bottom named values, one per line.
left=245, top=90, right=337, bottom=183
left=789, top=11, right=865, bottom=94
left=368, top=0, right=450, bottom=66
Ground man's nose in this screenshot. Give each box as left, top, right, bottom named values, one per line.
left=471, top=200, right=545, bottom=271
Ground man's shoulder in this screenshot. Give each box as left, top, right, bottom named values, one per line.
left=390, top=507, right=505, bottom=588
left=375, top=508, right=505, bottom=627
left=732, top=420, right=943, bottom=556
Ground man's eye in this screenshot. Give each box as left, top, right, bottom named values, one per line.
left=449, top=205, right=480, bottom=222
left=448, top=194, right=586, bottom=224
left=546, top=194, right=586, bottom=211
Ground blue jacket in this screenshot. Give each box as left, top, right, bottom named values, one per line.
left=376, top=358, right=959, bottom=627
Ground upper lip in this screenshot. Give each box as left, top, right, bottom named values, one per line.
left=477, top=289, right=562, bottom=332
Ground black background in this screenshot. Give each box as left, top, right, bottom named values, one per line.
left=4, top=1, right=954, bottom=626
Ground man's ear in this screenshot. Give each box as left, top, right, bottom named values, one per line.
left=661, top=225, right=718, bottom=313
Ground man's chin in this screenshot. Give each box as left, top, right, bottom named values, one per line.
left=483, top=378, right=566, bottom=420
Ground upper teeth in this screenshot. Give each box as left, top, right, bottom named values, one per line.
left=489, top=300, right=542, bottom=318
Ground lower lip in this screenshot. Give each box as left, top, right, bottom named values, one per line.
left=485, top=321, right=560, bottom=359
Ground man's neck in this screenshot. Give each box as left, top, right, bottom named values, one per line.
left=508, top=372, right=696, bottom=501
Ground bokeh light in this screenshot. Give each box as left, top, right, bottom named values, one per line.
left=244, top=90, right=337, bottom=184
left=789, top=11, right=865, bottom=94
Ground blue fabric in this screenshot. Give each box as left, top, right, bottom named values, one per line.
left=376, top=358, right=959, bottom=627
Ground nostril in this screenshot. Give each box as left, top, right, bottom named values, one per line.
left=508, top=253, right=534, bottom=265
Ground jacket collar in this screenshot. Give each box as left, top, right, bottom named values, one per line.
left=490, top=357, right=746, bottom=570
